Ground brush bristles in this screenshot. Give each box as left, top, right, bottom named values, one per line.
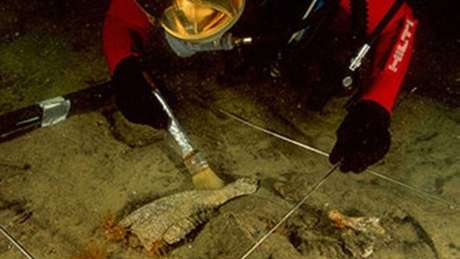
left=192, top=167, right=225, bottom=190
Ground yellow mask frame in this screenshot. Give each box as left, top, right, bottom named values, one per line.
left=161, top=0, right=245, bottom=42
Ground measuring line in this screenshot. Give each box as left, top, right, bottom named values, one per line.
left=240, top=163, right=339, bottom=259
left=217, top=108, right=458, bottom=210
left=0, top=225, right=35, bottom=259
left=218, top=109, right=329, bottom=157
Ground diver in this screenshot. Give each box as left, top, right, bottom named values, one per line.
left=102, top=0, right=418, bottom=175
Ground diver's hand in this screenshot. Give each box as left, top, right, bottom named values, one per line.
left=113, top=56, right=169, bottom=129
left=330, top=100, right=391, bottom=173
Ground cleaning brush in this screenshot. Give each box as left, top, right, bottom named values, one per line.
left=183, top=150, right=224, bottom=190
left=146, top=73, right=223, bottom=190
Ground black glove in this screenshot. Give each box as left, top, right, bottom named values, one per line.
left=112, top=56, right=169, bottom=129
left=329, top=100, right=391, bottom=173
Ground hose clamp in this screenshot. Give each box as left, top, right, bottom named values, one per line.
left=39, top=97, right=71, bottom=127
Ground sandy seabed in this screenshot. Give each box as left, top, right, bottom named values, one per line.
left=0, top=1, right=459, bottom=258
left=0, top=77, right=459, bottom=258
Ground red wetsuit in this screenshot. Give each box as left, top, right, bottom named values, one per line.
left=103, top=0, right=417, bottom=113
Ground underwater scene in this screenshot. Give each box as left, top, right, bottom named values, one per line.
left=0, top=1, right=459, bottom=258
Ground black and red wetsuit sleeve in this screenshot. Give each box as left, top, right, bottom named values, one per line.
left=340, top=0, right=418, bottom=113
left=103, top=0, right=151, bottom=75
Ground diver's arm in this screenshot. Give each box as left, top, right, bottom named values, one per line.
left=103, top=0, right=168, bottom=129
left=337, top=0, right=418, bottom=112
left=330, top=1, right=418, bottom=173
left=103, top=0, right=150, bottom=75
left=360, top=1, right=418, bottom=112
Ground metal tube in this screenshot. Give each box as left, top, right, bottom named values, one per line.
left=152, top=90, right=195, bottom=158
left=144, top=71, right=195, bottom=157
left=152, top=89, right=194, bottom=158
left=144, top=72, right=213, bottom=177
left=152, top=89, right=212, bottom=176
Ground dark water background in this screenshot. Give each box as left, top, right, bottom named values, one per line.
left=0, top=0, right=459, bottom=111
